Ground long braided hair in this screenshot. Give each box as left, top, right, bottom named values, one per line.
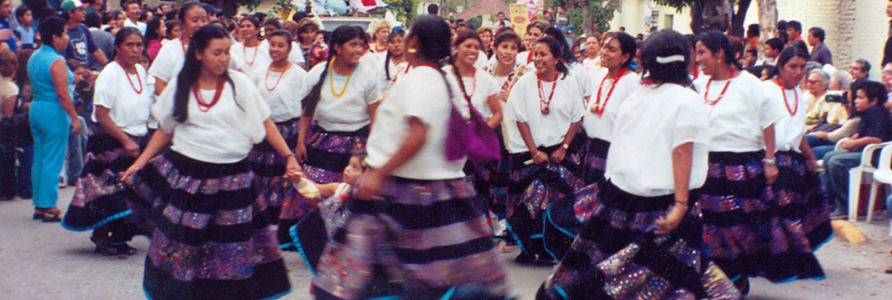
left=383, top=28, right=406, bottom=81
left=301, top=25, right=368, bottom=119
left=405, top=15, right=455, bottom=105
left=450, top=30, right=483, bottom=100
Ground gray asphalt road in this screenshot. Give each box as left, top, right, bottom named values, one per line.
left=1, top=187, right=892, bottom=299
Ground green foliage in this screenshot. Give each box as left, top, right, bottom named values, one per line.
left=385, top=0, right=417, bottom=23
left=268, top=0, right=294, bottom=17
left=552, top=0, right=615, bottom=35
left=467, top=15, right=482, bottom=29
left=652, top=0, right=695, bottom=11
left=232, top=0, right=266, bottom=12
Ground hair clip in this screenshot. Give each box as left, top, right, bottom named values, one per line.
left=655, top=54, right=685, bottom=64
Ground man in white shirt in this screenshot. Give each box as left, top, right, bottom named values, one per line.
left=121, top=0, right=145, bottom=34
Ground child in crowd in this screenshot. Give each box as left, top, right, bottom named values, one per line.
left=13, top=6, right=35, bottom=49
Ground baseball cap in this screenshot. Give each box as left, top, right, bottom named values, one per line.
left=61, top=0, right=89, bottom=13
left=203, top=3, right=222, bottom=14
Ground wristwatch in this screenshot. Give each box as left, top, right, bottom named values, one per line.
left=762, top=158, right=777, bottom=165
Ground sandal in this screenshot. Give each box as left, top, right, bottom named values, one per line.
left=885, top=267, right=892, bottom=274
left=115, top=244, right=138, bottom=255
left=39, top=208, right=63, bottom=223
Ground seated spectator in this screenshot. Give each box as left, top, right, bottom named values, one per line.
left=807, top=97, right=860, bottom=160
left=0, top=0, right=18, bottom=52
left=822, top=81, right=892, bottom=219
left=882, top=62, right=892, bottom=114
left=804, top=68, right=847, bottom=130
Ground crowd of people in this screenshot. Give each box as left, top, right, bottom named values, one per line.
left=3, top=0, right=892, bottom=299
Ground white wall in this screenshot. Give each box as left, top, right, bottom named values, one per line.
left=608, top=0, right=691, bottom=35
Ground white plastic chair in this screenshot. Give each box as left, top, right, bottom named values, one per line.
left=840, top=138, right=892, bottom=222
left=867, top=145, right=892, bottom=234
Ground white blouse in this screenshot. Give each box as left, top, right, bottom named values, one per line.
left=693, top=72, right=785, bottom=152
left=305, top=61, right=381, bottom=132
left=763, top=81, right=807, bottom=152
left=231, top=43, right=270, bottom=76
left=506, top=72, right=585, bottom=154
left=583, top=70, right=641, bottom=142
left=605, top=83, right=709, bottom=197
left=148, top=38, right=240, bottom=88
left=375, top=56, right=409, bottom=96
left=518, top=60, right=591, bottom=99
left=442, top=65, right=500, bottom=120
left=366, top=66, right=468, bottom=180
left=582, top=57, right=602, bottom=73
left=152, top=72, right=271, bottom=163
left=92, top=63, right=153, bottom=137
left=249, top=63, right=309, bottom=123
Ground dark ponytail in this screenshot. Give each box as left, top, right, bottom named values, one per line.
left=536, top=37, right=569, bottom=79
left=301, top=25, right=368, bottom=118
left=172, top=25, right=236, bottom=123
left=696, top=31, right=742, bottom=71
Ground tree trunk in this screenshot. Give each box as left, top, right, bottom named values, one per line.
left=689, top=0, right=706, bottom=35
left=581, top=0, right=592, bottom=36
left=757, top=0, right=778, bottom=53
left=730, top=0, right=752, bottom=37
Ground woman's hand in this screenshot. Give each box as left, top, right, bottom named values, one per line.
left=807, top=158, right=820, bottom=173
left=120, top=160, right=147, bottom=183
left=532, top=151, right=549, bottom=164
left=499, top=90, right=509, bottom=102
left=285, top=156, right=301, bottom=178
left=550, top=147, right=567, bottom=163
left=764, top=162, right=779, bottom=184
left=655, top=202, right=687, bottom=235
left=70, top=118, right=82, bottom=135
left=294, top=144, right=308, bottom=164
left=123, top=139, right=140, bottom=157
left=354, top=170, right=384, bottom=200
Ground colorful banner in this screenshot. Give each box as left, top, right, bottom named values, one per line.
left=509, top=3, right=529, bottom=37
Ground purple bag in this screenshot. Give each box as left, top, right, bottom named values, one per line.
left=445, top=85, right=501, bottom=168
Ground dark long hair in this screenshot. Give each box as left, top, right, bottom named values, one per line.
left=641, top=29, right=693, bottom=88
left=542, top=27, right=576, bottom=64
left=172, top=25, right=236, bottom=123
left=770, top=46, right=809, bottom=79
left=301, top=25, right=368, bottom=118
left=406, top=15, right=454, bottom=103
left=697, top=31, right=741, bottom=70
left=384, top=28, right=406, bottom=81
left=606, top=32, right=637, bottom=70
left=450, top=30, right=483, bottom=99
left=144, top=15, right=164, bottom=42
left=535, top=37, right=569, bottom=79
left=177, top=1, right=205, bottom=21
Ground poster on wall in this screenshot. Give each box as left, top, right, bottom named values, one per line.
left=509, top=3, right=529, bottom=37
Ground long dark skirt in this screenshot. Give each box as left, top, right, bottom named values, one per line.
left=537, top=181, right=742, bottom=300
left=312, top=176, right=511, bottom=300
left=278, top=125, right=368, bottom=251
left=581, top=137, right=610, bottom=185
left=700, top=151, right=831, bottom=282
left=124, top=150, right=292, bottom=300
left=249, top=118, right=299, bottom=225
left=506, top=144, right=585, bottom=261
left=464, top=126, right=512, bottom=237
left=62, top=125, right=147, bottom=243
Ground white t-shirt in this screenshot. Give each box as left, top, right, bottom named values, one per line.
left=231, top=43, right=270, bottom=76
left=605, top=83, right=709, bottom=197
left=366, top=66, right=468, bottom=180
left=518, top=60, right=591, bottom=99
left=152, top=72, right=271, bottom=163
left=249, top=63, right=309, bottom=122
left=516, top=51, right=532, bottom=66
left=506, top=72, right=585, bottom=154
left=693, top=72, right=785, bottom=152
left=123, top=18, right=146, bottom=34
left=442, top=65, right=500, bottom=120
left=92, top=63, right=153, bottom=137
left=0, top=77, right=19, bottom=117
left=305, top=61, right=381, bottom=132
left=375, top=56, right=409, bottom=96
left=360, top=51, right=378, bottom=69
left=583, top=70, right=641, bottom=142
left=474, top=51, right=489, bottom=70
left=146, top=76, right=158, bottom=129
left=258, top=40, right=306, bottom=66
left=582, top=56, right=602, bottom=74
left=764, top=81, right=807, bottom=152
left=148, top=38, right=240, bottom=89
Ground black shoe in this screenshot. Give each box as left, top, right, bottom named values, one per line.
left=829, top=210, right=848, bottom=220
left=514, top=252, right=536, bottom=265
left=733, top=276, right=750, bottom=296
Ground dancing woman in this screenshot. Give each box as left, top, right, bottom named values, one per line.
left=505, top=36, right=586, bottom=264
left=62, top=28, right=151, bottom=255
left=376, top=28, right=407, bottom=94
left=120, top=25, right=296, bottom=300
left=282, top=25, right=380, bottom=250
left=147, top=2, right=206, bottom=96
left=231, top=17, right=267, bottom=75
left=312, top=15, right=510, bottom=299
left=247, top=30, right=308, bottom=224
left=538, top=29, right=741, bottom=300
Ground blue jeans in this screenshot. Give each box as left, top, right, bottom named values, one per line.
left=812, top=145, right=836, bottom=163
left=821, top=150, right=863, bottom=213
left=29, top=102, right=71, bottom=208
left=67, top=116, right=88, bottom=181
left=806, top=134, right=835, bottom=148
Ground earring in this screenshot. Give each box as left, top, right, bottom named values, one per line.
left=407, top=48, right=417, bottom=53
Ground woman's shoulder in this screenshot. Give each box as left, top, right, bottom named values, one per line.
left=307, top=61, right=328, bottom=77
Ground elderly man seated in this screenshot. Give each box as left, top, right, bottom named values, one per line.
left=823, top=81, right=892, bottom=219
left=804, top=69, right=847, bottom=130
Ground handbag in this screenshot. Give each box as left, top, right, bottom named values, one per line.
left=444, top=69, right=501, bottom=168
left=0, top=96, right=33, bottom=147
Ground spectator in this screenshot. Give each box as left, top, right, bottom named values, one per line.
left=757, top=37, right=783, bottom=66
left=291, top=11, right=307, bottom=24
left=160, top=19, right=180, bottom=45
left=85, top=11, right=112, bottom=70
left=823, top=80, right=892, bottom=219
left=555, top=5, right=573, bottom=33
left=787, top=21, right=804, bottom=44
left=64, top=59, right=90, bottom=185
left=13, top=6, right=36, bottom=50
left=428, top=3, right=438, bottom=15
left=82, top=0, right=98, bottom=14
left=262, top=17, right=281, bottom=40
left=101, top=10, right=124, bottom=35
left=493, top=11, right=511, bottom=30
left=850, top=58, right=871, bottom=94
left=0, top=0, right=18, bottom=52
left=807, top=95, right=859, bottom=162
left=745, top=23, right=759, bottom=50
left=297, top=20, right=318, bottom=64
left=884, top=1, right=892, bottom=66
left=61, top=0, right=107, bottom=70
left=144, top=15, right=164, bottom=60
left=27, top=16, right=82, bottom=222
left=804, top=68, right=846, bottom=130
left=0, top=48, right=16, bottom=200
left=13, top=48, right=33, bottom=200
left=742, top=48, right=757, bottom=68
left=807, top=27, right=832, bottom=65
left=121, top=0, right=145, bottom=34
left=777, top=20, right=789, bottom=44
left=1, top=48, right=18, bottom=116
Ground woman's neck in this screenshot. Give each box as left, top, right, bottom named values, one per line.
left=117, top=59, right=136, bottom=73
left=244, top=38, right=260, bottom=47
left=197, top=69, right=222, bottom=88
left=332, top=57, right=356, bottom=75
left=375, top=39, right=386, bottom=49
left=270, top=59, right=289, bottom=70
left=538, top=68, right=557, bottom=81
left=712, top=65, right=736, bottom=81
left=455, top=60, right=475, bottom=77
left=300, top=39, right=313, bottom=48
left=586, top=52, right=598, bottom=60
left=606, top=66, right=622, bottom=79
left=495, top=60, right=513, bottom=77
left=390, top=54, right=405, bottom=64
left=182, top=34, right=192, bottom=45
left=780, top=77, right=797, bottom=90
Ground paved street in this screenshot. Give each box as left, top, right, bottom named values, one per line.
left=2, top=186, right=892, bottom=299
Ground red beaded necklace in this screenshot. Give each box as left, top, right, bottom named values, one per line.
left=775, top=78, right=798, bottom=116
left=537, top=72, right=559, bottom=114
left=193, top=78, right=225, bottom=112
left=117, top=61, right=143, bottom=94
left=591, top=68, right=627, bottom=116
left=265, top=62, right=291, bottom=91
left=704, top=70, right=737, bottom=116
left=243, top=44, right=259, bottom=66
